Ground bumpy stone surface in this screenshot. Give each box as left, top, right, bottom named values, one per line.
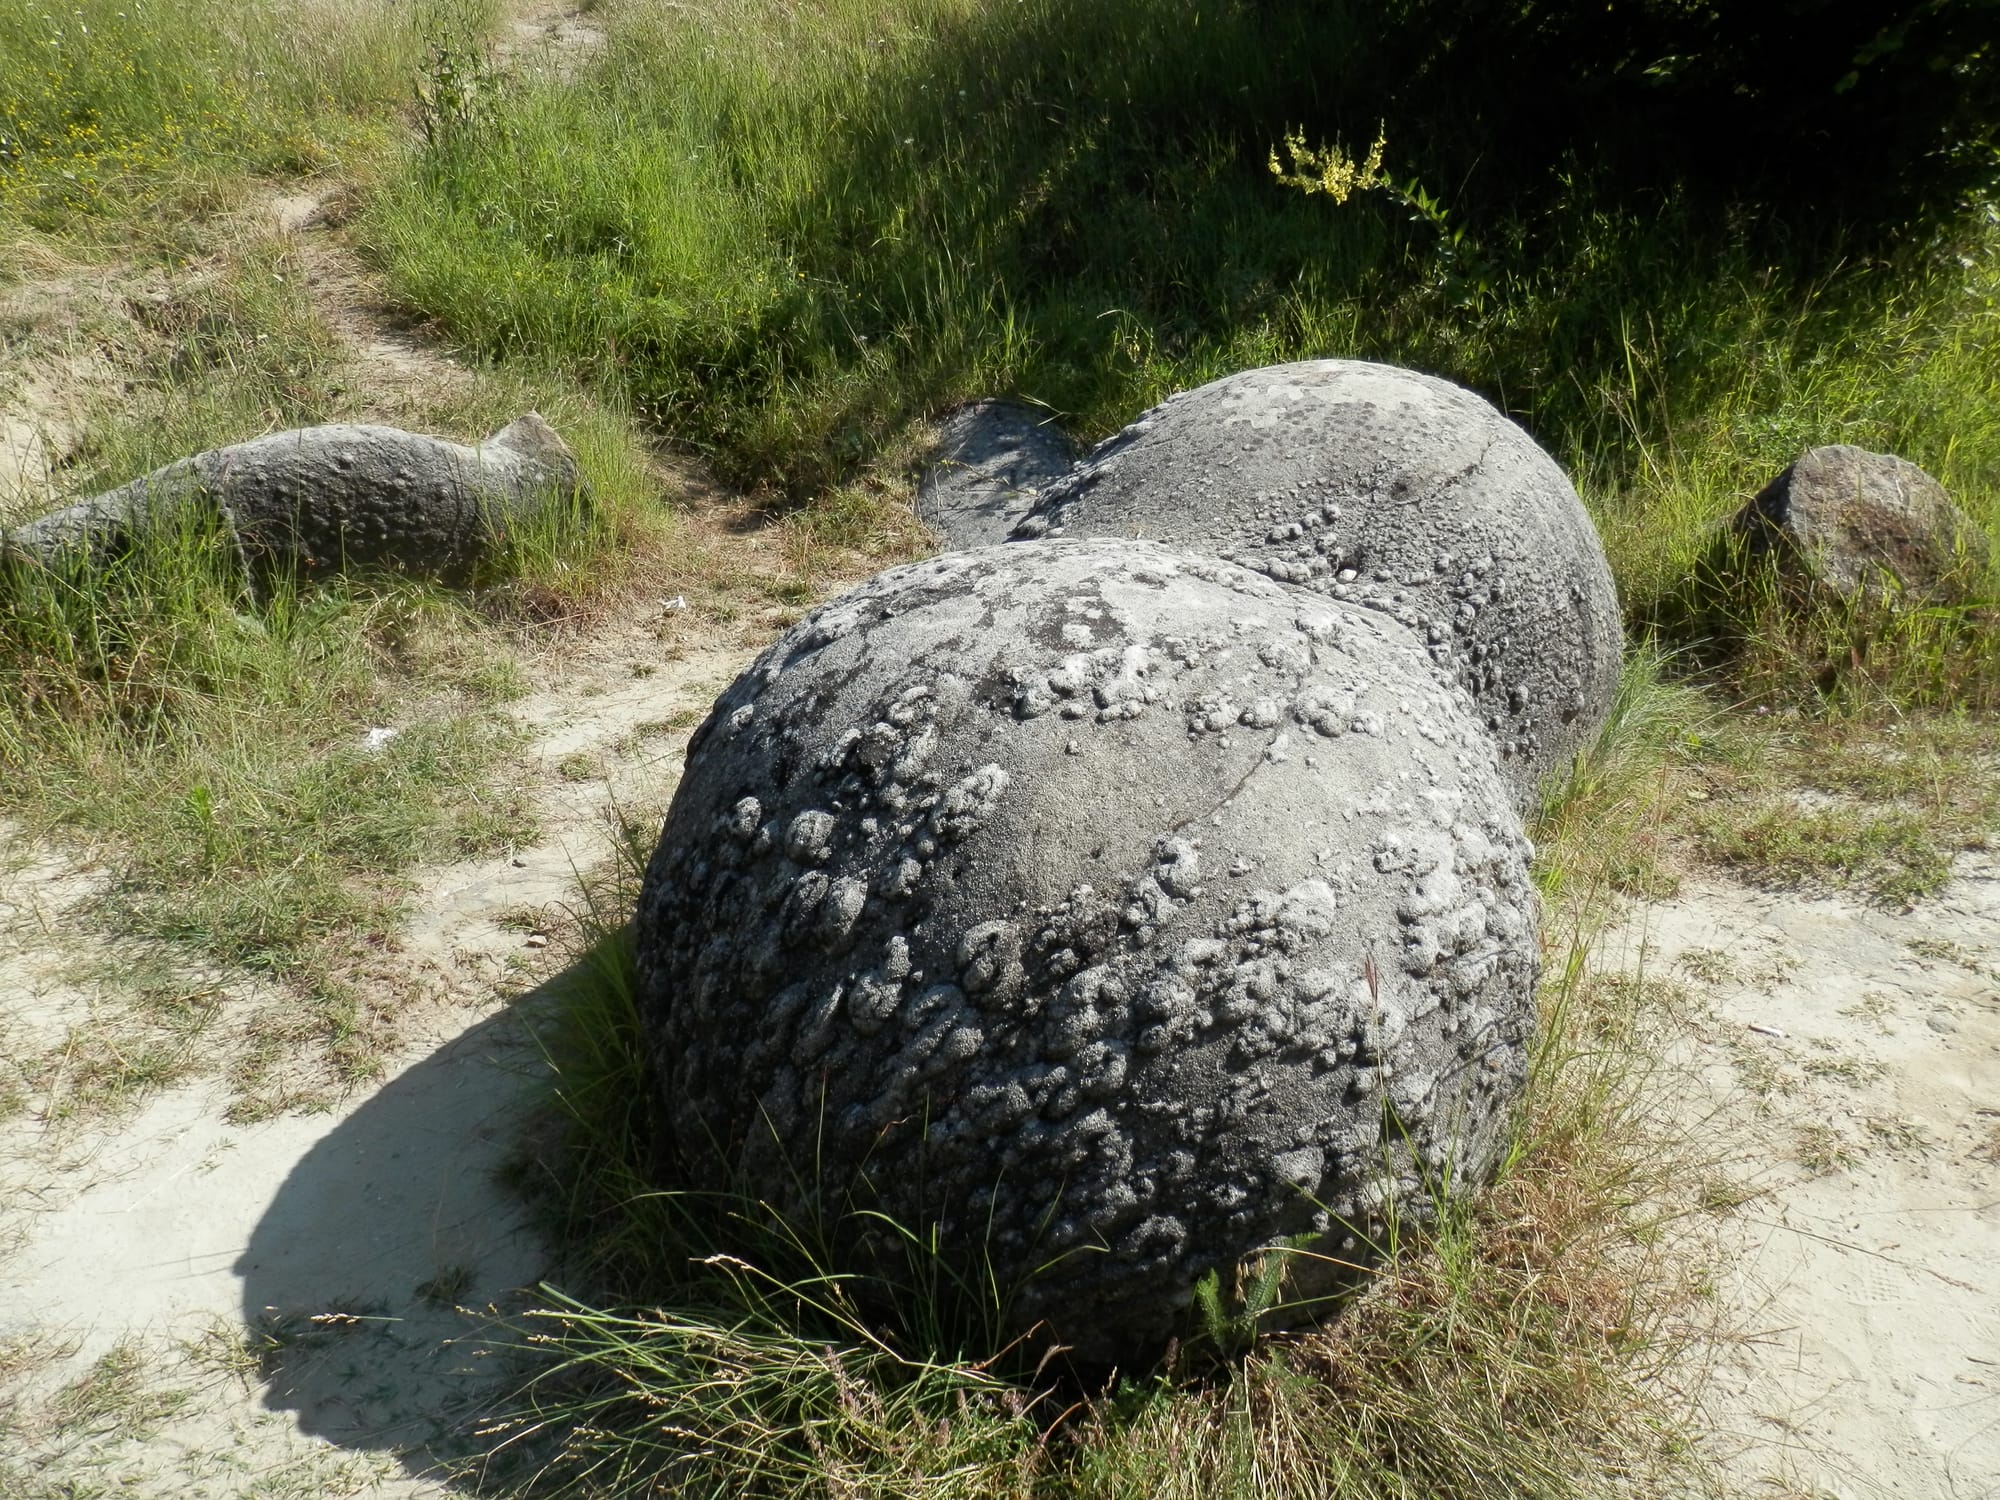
left=1735, top=444, right=1990, bottom=601
left=917, top=399, right=1075, bottom=548
left=1013, top=361, right=1623, bottom=805
left=636, top=538, right=1538, bottom=1363
left=2, top=414, right=581, bottom=582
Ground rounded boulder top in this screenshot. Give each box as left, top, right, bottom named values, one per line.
left=634, top=538, right=1539, bottom=1364
left=1013, top=360, right=1623, bottom=806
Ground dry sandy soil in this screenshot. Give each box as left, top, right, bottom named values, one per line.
left=1607, top=870, right=2000, bottom=1499
left=2, top=12, right=1997, bottom=1495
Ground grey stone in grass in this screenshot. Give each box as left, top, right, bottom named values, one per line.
left=916, top=399, right=1074, bottom=549
left=2, top=413, right=582, bottom=583
left=1734, top=444, right=1990, bottom=602
left=635, top=538, right=1538, bottom=1365
left=1012, top=361, right=1623, bottom=806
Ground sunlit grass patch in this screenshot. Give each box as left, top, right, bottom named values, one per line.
left=0, top=0, right=486, bottom=232
left=1529, top=645, right=1732, bottom=907
left=1680, top=712, right=1999, bottom=907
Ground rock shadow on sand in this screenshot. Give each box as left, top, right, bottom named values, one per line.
left=236, top=995, right=559, bottom=1478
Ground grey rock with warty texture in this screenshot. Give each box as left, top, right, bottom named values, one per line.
left=1013, top=361, right=1622, bottom=805
left=635, top=538, right=1538, bottom=1364
left=3, top=413, right=581, bottom=582
left=917, top=399, right=1075, bottom=548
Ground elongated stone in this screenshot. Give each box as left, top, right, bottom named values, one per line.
left=2, top=413, right=581, bottom=583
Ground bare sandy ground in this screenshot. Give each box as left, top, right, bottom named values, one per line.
left=1606, top=865, right=2000, bottom=1499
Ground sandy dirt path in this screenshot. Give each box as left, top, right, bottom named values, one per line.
left=1607, top=860, right=2000, bottom=1499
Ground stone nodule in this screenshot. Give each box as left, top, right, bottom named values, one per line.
left=636, top=538, right=1539, bottom=1365
left=0, top=413, right=584, bottom=585
left=1009, top=360, right=1624, bottom=809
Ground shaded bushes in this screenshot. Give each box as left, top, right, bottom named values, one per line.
left=1370, top=0, right=2000, bottom=241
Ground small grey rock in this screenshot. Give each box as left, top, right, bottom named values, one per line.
left=2, top=413, right=583, bottom=583
left=1735, top=445, right=1990, bottom=602
left=917, top=399, right=1074, bottom=548
left=1011, top=361, right=1624, bottom=807
left=635, top=538, right=1539, bottom=1364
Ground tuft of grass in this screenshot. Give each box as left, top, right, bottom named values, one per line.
left=1529, top=644, right=1727, bottom=908
left=1792, top=1125, right=1858, bottom=1177
left=1863, top=1117, right=1933, bottom=1157
left=30, top=961, right=223, bottom=1122
left=1974, top=1119, right=2000, bottom=1164
left=1679, top=711, right=1999, bottom=906
left=48, top=1340, right=190, bottom=1444
left=1696, top=803, right=1951, bottom=908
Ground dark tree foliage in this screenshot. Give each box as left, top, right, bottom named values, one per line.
left=1360, top=0, right=2000, bottom=238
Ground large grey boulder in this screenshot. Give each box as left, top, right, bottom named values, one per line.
left=1, top=413, right=581, bottom=583
left=635, top=538, right=1538, bottom=1364
left=916, top=399, right=1074, bottom=548
left=1733, top=444, right=1990, bottom=602
left=1012, top=361, right=1623, bottom=805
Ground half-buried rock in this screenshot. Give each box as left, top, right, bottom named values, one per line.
left=635, top=538, right=1538, bottom=1364
left=1, top=413, right=582, bottom=583
left=1013, top=360, right=1622, bottom=806
left=916, top=398, right=1075, bottom=548
left=1730, top=444, right=1991, bottom=603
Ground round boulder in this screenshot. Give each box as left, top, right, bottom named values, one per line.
left=1733, top=444, right=1991, bottom=602
left=1013, top=360, right=1623, bottom=805
left=635, top=539, right=1538, bottom=1364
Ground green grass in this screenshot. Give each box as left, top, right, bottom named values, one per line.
left=0, top=0, right=492, bottom=237
left=361, top=0, right=2000, bottom=727
left=47, top=1341, right=191, bottom=1443
left=30, top=958, right=224, bottom=1122
left=1530, top=646, right=1727, bottom=906
left=364, top=0, right=2000, bottom=557
left=0, top=509, right=520, bottom=964
left=1698, top=804, right=1950, bottom=908
left=0, top=199, right=678, bottom=1118
left=1680, top=712, right=2000, bottom=906
left=0, top=47, right=687, bottom=1114
left=0, top=495, right=536, bottom=1111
